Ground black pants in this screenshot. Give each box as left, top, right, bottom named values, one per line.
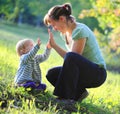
left=46, top=52, right=107, bottom=100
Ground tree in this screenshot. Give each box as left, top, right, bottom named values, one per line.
left=79, top=0, right=120, bottom=36
left=0, top=0, right=15, bottom=20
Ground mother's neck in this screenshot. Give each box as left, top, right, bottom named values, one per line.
left=66, top=21, right=76, bottom=35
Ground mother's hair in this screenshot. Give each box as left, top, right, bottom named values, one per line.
left=43, top=3, right=75, bottom=26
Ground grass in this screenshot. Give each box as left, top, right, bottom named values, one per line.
left=0, top=21, right=120, bottom=114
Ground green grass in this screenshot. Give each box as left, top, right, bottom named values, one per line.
left=0, top=22, right=120, bottom=114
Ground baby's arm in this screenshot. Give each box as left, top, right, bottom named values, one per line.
left=35, top=48, right=51, bottom=63
left=22, top=38, right=41, bottom=63
left=35, top=39, right=51, bottom=63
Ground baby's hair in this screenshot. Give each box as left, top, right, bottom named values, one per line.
left=16, top=39, right=34, bottom=56
left=44, top=3, right=75, bottom=26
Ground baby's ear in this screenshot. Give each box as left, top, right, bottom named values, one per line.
left=20, top=49, right=25, bottom=54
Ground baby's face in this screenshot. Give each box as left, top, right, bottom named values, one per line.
left=24, top=41, right=34, bottom=53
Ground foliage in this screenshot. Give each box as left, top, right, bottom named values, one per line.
left=79, top=0, right=120, bottom=29
left=0, top=0, right=93, bottom=26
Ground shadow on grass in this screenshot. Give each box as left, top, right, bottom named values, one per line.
left=28, top=90, right=112, bottom=114
left=77, top=102, right=112, bottom=114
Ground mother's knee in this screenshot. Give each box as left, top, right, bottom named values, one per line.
left=64, top=52, right=78, bottom=61
left=46, top=69, right=53, bottom=81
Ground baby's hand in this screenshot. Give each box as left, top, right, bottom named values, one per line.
left=46, top=42, right=52, bottom=49
left=37, top=38, right=41, bottom=47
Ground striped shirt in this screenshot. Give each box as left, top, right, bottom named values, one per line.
left=14, top=44, right=51, bottom=84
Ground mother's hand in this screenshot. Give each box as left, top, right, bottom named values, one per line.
left=48, top=29, right=56, bottom=48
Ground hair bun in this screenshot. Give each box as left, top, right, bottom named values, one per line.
left=62, top=3, right=71, bottom=15
left=63, top=5, right=69, bottom=11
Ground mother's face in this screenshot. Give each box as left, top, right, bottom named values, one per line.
left=49, top=16, right=67, bottom=34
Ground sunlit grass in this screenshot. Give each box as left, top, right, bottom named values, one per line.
left=86, top=71, right=120, bottom=113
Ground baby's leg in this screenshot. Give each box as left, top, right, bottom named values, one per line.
left=21, top=81, right=36, bottom=88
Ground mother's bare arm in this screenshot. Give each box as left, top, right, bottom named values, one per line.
left=48, top=29, right=67, bottom=58
left=72, top=38, right=86, bottom=55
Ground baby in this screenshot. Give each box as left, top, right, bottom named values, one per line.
left=14, top=38, right=51, bottom=91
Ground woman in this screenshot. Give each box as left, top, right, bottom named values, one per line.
left=44, top=3, right=107, bottom=102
